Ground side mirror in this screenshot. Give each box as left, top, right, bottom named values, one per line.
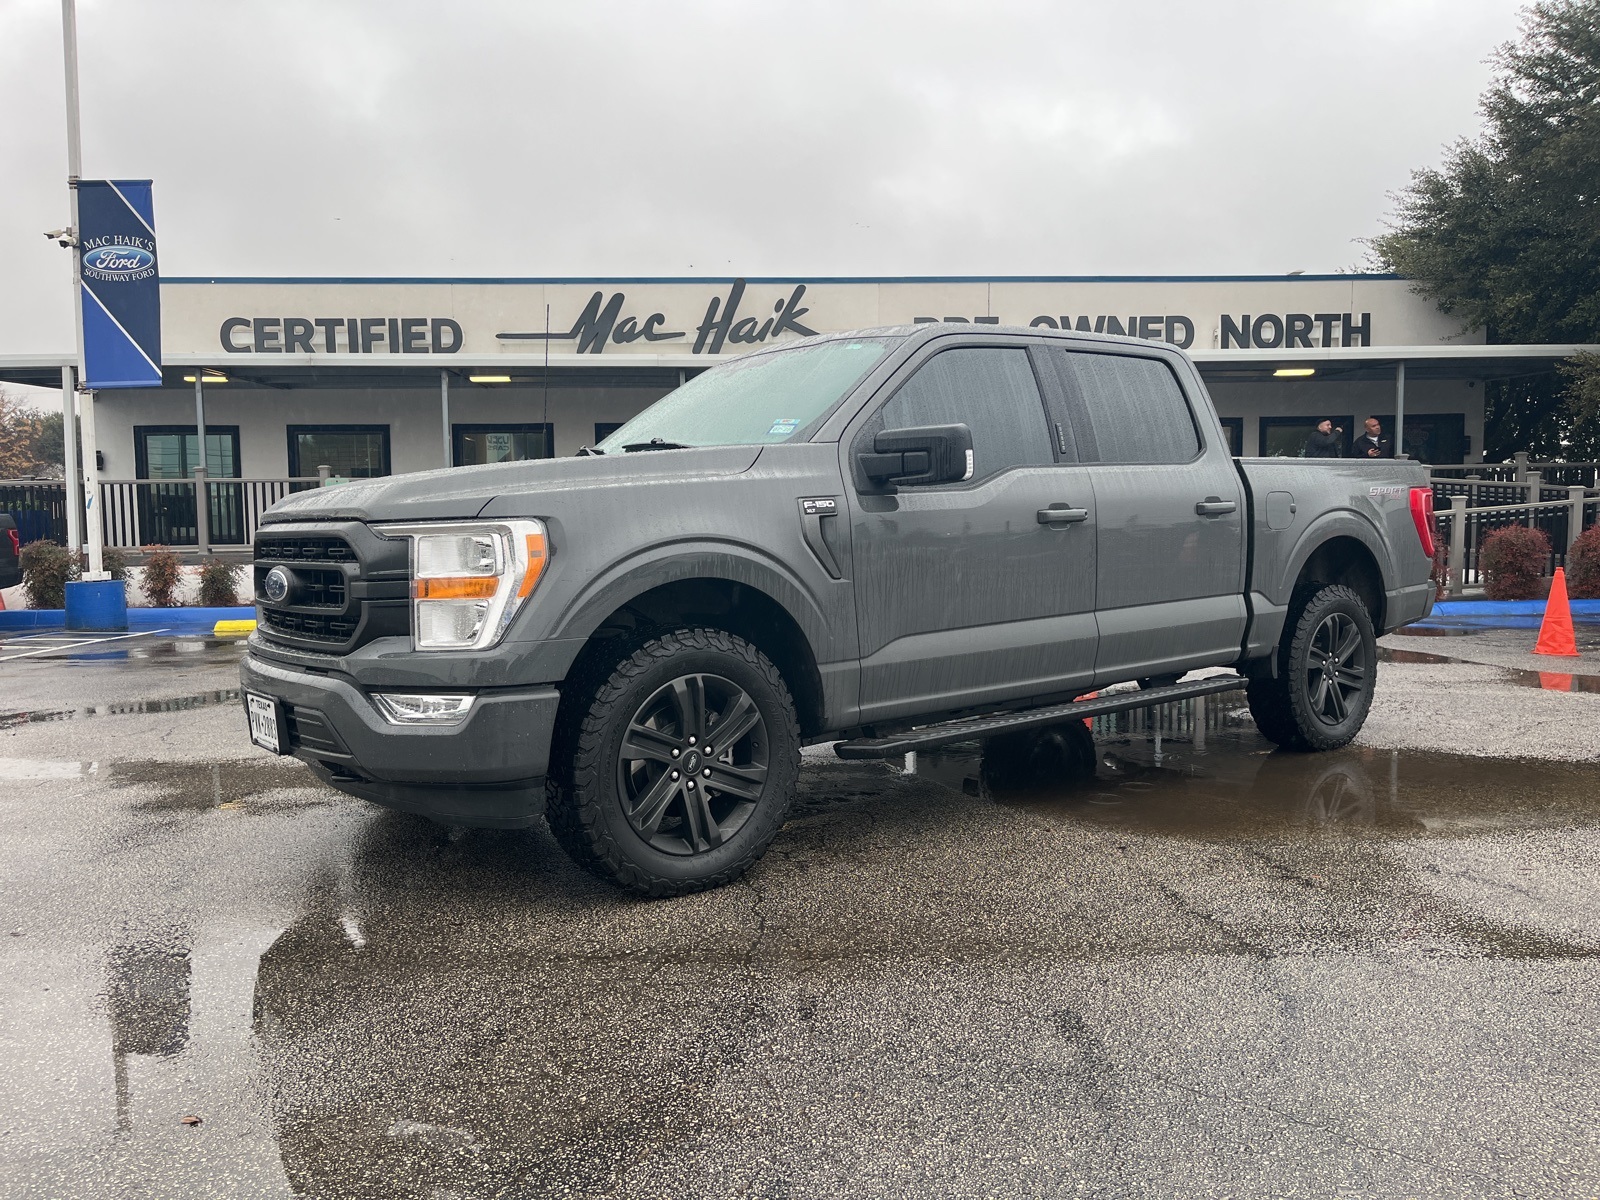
left=858, top=424, right=974, bottom=488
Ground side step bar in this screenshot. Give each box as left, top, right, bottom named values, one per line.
left=833, top=674, right=1248, bottom=760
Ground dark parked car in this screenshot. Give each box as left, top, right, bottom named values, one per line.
left=241, top=324, right=1436, bottom=894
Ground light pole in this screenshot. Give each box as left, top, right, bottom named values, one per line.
left=60, top=0, right=107, bottom=578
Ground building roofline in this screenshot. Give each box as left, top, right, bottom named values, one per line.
left=158, top=273, right=1406, bottom=286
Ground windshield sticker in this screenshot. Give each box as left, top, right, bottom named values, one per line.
left=768, top=418, right=800, bottom=436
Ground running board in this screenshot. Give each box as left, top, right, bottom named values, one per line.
left=833, top=674, right=1248, bottom=760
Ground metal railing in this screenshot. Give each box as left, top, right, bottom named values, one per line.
left=98, top=473, right=327, bottom=551
left=1434, top=487, right=1599, bottom=595
left=0, top=480, right=69, bottom=545
left=1426, top=452, right=1600, bottom=489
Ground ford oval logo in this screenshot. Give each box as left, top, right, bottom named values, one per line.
left=263, top=566, right=291, bottom=604
left=83, top=244, right=154, bottom=274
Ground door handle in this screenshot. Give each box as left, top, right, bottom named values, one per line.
left=1037, top=506, right=1089, bottom=525
left=1195, top=498, right=1237, bottom=516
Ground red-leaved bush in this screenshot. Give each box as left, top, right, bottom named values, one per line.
left=1568, top=524, right=1600, bottom=599
left=1478, top=525, right=1550, bottom=600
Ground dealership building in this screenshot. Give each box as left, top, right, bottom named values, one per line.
left=0, top=272, right=1586, bottom=548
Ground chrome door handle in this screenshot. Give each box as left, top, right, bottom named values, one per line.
left=1195, top=498, right=1237, bottom=516
left=1037, top=506, right=1089, bottom=525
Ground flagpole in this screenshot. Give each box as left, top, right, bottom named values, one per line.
left=62, top=0, right=105, bottom=577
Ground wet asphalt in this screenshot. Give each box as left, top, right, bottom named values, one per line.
left=2, top=630, right=1599, bottom=1199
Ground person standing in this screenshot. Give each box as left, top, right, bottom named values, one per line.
left=1302, top=419, right=1344, bottom=458
left=1355, top=416, right=1393, bottom=459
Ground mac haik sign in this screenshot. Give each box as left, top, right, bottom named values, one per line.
left=175, top=277, right=1472, bottom=359
left=78, top=180, right=162, bottom=388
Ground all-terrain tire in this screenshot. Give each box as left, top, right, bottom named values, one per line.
left=545, top=627, right=801, bottom=897
left=1246, top=583, right=1376, bottom=752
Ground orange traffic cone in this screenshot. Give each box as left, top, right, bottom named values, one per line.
left=1534, top=567, right=1579, bottom=658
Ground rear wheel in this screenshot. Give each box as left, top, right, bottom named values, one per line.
left=546, top=628, right=800, bottom=897
left=1246, top=583, right=1376, bottom=751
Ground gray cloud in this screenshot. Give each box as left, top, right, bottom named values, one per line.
left=0, top=0, right=1525, bottom=363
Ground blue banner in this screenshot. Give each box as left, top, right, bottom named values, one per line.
left=78, top=180, right=162, bottom=389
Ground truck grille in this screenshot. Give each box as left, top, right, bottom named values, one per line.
left=253, top=524, right=410, bottom=654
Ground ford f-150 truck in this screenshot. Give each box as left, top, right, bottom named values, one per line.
left=241, top=324, right=1436, bottom=895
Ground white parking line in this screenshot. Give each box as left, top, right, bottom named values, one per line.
left=0, top=630, right=167, bottom=662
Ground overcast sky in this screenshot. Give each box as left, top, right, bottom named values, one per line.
left=1, top=0, right=1527, bottom=379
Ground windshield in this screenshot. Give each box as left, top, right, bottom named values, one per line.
left=595, top=337, right=899, bottom=451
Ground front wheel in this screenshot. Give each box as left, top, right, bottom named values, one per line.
left=1246, top=583, right=1376, bottom=752
left=546, top=628, right=801, bottom=897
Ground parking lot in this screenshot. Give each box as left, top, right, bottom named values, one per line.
left=3, top=628, right=1599, bottom=1199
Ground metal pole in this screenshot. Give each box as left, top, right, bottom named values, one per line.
left=193, top=375, right=209, bottom=554
left=440, top=370, right=451, bottom=467
left=1393, top=361, right=1405, bottom=458
left=61, top=0, right=105, bottom=577
left=59, top=365, right=81, bottom=553
left=1448, top=495, right=1466, bottom=596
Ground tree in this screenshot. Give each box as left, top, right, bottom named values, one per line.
left=0, top=392, right=67, bottom=478
left=1371, top=0, right=1600, bottom=460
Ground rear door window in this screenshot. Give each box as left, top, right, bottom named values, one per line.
left=1051, top=350, right=1201, bottom=464
left=877, top=347, right=1054, bottom=483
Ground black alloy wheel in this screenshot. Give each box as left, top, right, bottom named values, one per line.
left=545, top=627, right=801, bottom=897
left=1303, top=611, right=1367, bottom=727
left=1246, top=582, right=1376, bottom=752
left=616, top=672, right=769, bottom=856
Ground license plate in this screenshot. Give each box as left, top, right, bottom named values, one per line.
left=246, top=693, right=284, bottom=754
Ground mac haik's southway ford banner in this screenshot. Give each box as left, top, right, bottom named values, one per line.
left=78, top=180, right=162, bottom=387
left=157, top=275, right=1483, bottom=360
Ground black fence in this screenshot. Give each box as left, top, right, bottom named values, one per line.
left=0, top=480, right=68, bottom=545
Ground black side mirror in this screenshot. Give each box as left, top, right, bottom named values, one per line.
left=858, top=424, right=974, bottom=488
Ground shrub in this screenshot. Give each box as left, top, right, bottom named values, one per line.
left=198, top=557, right=243, bottom=607
left=140, top=545, right=183, bottom=607
left=102, top=547, right=130, bottom=582
left=1569, top=524, right=1600, bottom=599
left=1479, top=525, right=1550, bottom=600
left=19, top=540, right=79, bottom=608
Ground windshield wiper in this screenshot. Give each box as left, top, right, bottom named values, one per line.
left=576, top=444, right=605, bottom=456
left=622, top=439, right=695, bottom=452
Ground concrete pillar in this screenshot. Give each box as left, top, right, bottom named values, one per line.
left=1448, top=495, right=1467, bottom=596
left=193, top=465, right=210, bottom=555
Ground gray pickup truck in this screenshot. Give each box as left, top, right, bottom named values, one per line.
left=241, top=324, right=1436, bottom=894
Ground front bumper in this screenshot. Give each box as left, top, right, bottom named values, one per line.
left=240, top=651, right=560, bottom=829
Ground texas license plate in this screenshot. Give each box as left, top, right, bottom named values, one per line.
left=246, top=693, right=284, bottom=754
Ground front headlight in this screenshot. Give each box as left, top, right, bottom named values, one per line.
left=376, top=520, right=549, bottom=651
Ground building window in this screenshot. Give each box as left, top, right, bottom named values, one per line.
left=452, top=423, right=554, bottom=467
left=288, top=426, right=391, bottom=478
left=594, top=422, right=625, bottom=445
left=1394, top=414, right=1467, bottom=464
left=1259, top=415, right=1354, bottom=458
left=134, top=426, right=241, bottom=480
left=1218, top=417, right=1244, bottom=456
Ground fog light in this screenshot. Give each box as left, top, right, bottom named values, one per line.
left=374, top=693, right=475, bottom=725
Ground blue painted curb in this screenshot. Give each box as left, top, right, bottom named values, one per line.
left=1432, top=600, right=1600, bottom=617
left=0, top=606, right=255, bottom=632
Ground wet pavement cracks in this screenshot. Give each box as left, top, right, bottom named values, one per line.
left=2, top=644, right=1600, bottom=1198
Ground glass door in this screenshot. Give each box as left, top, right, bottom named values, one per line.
left=134, top=427, right=241, bottom=545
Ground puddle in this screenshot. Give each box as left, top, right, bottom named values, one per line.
left=1380, top=647, right=1600, bottom=692
left=107, top=759, right=330, bottom=812
left=904, top=702, right=1600, bottom=840
left=1391, top=625, right=1483, bottom=637
left=0, top=689, right=243, bottom=728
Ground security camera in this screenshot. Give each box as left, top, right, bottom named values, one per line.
left=43, top=228, right=77, bottom=247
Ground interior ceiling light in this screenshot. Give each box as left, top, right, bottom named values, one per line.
left=182, top=374, right=228, bottom=383
left=468, top=374, right=512, bottom=384
left=1273, top=368, right=1316, bottom=377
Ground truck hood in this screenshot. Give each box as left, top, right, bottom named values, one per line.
left=259, top=445, right=764, bottom=526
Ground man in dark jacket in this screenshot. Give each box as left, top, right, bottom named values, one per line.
left=1302, top=419, right=1344, bottom=458
left=1355, top=416, right=1394, bottom=459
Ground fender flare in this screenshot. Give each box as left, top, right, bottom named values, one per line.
left=1278, top=510, right=1395, bottom=603
left=546, top=538, right=842, bottom=664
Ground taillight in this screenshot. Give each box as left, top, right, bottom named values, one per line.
left=1409, top=487, right=1436, bottom=558
left=6, top=529, right=18, bottom=556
